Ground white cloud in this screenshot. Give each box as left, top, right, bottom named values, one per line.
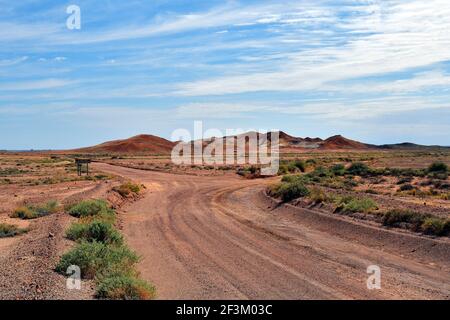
left=326, top=71, right=450, bottom=94
left=0, top=56, right=28, bottom=67
left=175, top=0, right=450, bottom=96
left=175, top=103, right=275, bottom=118
left=0, top=79, right=73, bottom=91
left=173, top=96, right=450, bottom=120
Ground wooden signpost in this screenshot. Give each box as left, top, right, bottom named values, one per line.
left=75, top=158, right=91, bottom=176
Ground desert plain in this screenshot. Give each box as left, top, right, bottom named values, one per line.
left=0, top=133, right=449, bottom=299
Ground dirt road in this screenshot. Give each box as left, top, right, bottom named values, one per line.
left=93, top=163, right=450, bottom=300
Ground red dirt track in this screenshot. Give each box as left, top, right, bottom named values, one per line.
left=93, top=162, right=450, bottom=300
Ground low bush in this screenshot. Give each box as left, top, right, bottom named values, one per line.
left=280, top=174, right=308, bottom=184
left=292, top=160, right=306, bottom=172
left=35, top=200, right=58, bottom=216
left=385, top=167, right=421, bottom=177
left=66, top=221, right=123, bottom=245
left=428, top=162, right=448, bottom=173
left=382, top=209, right=449, bottom=236
left=113, top=182, right=141, bottom=197
left=277, top=164, right=289, bottom=175
left=96, top=274, right=156, bottom=300
left=343, top=177, right=358, bottom=188
left=421, top=218, right=448, bottom=236
left=397, top=177, right=413, bottom=185
left=59, top=198, right=155, bottom=299
left=428, top=172, right=448, bottom=180
left=269, top=180, right=310, bottom=202
left=304, top=166, right=333, bottom=183
left=10, top=200, right=58, bottom=220
left=308, top=187, right=329, bottom=204
left=331, top=164, right=345, bottom=176
left=399, top=183, right=415, bottom=191
left=11, top=206, right=36, bottom=219
left=68, top=199, right=113, bottom=218
left=0, top=223, right=27, bottom=238
left=382, top=209, right=426, bottom=231
left=312, top=166, right=332, bottom=178
left=346, top=162, right=369, bottom=176
left=56, top=241, right=139, bottom=279
left=335, top=196, right=378, bottom=214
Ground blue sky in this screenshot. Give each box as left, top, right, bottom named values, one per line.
left=1, top=0, right=449, bottom=149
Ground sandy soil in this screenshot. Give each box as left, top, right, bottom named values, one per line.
left=93, top=162, right=450, bottom=300
left=0, top=180, right=115, bottom=299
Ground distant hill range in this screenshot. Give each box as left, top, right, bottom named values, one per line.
left=65, top=132, right=449, bottom=154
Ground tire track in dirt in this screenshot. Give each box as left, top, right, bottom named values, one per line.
left=93, top=162, right=450, bottom=300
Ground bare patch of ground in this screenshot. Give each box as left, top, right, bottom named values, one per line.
left=0, top=154, right=118, bottom=300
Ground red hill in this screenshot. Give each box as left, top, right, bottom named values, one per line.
left=320, top=135, right=369, bottom=150
left=72, top=134, right=175, bottom=154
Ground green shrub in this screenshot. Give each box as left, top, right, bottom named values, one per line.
left=397, top=177, right=413, bottom=184
left=428, top=172, right=448, bottom=180
left=277, top=164, right=289, bottom=175
left=0, top=223, right=27, bottom=238
left=292, top=160, right=306, bottom=172
left=35, top=200, right=58, bottom=216
left=56, top=241, right=139, bottom=279
left=68, top=199, right=112, bottom=218
left=59, top=198, right=155, bottom=300
left=281, top=175, right=296, bottom=183
left=312, top=166, right=331, bottom=178
left=66, top=221, right=123, bottom=245
left=304, top=166, right=332, bottom=183
left=331, top=164, right=345, bottom=176
left=269, top=180, right=310, bottom=202
left=287, top=162, right=298, bottom=173
left=10, top=200, right=58, bottom=220
left=428, top=162, right=448, bottom=173
left=343, top=177, right=358, bottom=188
left=347, top=162, right=369, bottom=176
left=113, top=182, right=141, bottom=197
left=399, top=183, right=415, bottom=191
left=309, top=187, right=329, bottom=204
left=11, top=206, right=37, bottom=219
left=382, top=209, right=427, bottom=231
left=335, top=197, right=378, bottom=213
left=421, top=218, right=447, bottom=236
left=280, top=174, right=307, bottom=184
left=96, top=275, right=156, bottom=300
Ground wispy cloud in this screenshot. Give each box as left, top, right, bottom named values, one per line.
left=176, top=0, right=450, bottom=96
left=0, top=56, right=28, bottom=67
left=0, top=79, right=74, bottom=91
left=1, top=0, right=450, bottom=147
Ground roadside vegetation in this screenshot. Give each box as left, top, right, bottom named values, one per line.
left=268, top=178, right=310, bottom=202
left=56, top=199, right=155, bottom=300
left=0, top=155, right=111, bottom=186
left=382, top=209, right=450, bottom=236
left=334, top=196, right=378, bottom=214
left=268, top=162, right=449, bottom=237
left=0, top=223, right=28, bottom=238
left=112, top=182, right=141, bottom=197
left=274, top=159, right=449, bottom=201
left=10, top=200, right=58, bottom=219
